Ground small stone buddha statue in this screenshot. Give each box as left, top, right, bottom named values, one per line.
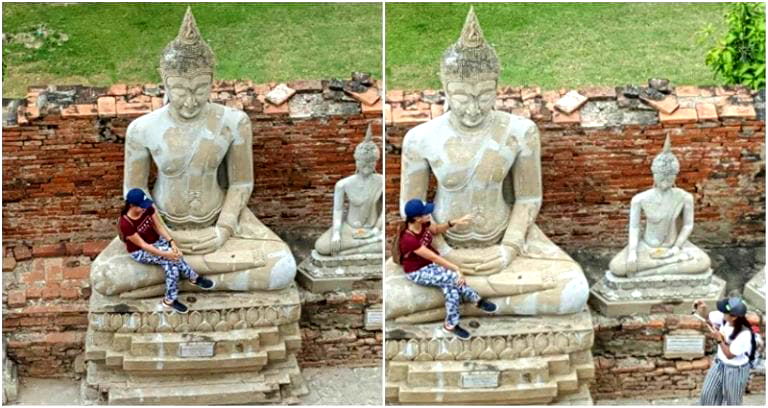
left=314, top=124, right=383, bottom=257
left=608, top=135, right=711, bottom=277
left=91, top=8, right=296, bottom=298
left=386, top=8, right=588, bottom=323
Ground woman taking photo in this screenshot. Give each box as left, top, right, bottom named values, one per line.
left=695, top=296, right=758, bottom=405
left=119, top=188, right=214, bottom=313
left=392, top=199, right=497, bottom=340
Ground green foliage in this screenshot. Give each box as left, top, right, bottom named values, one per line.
left=704, top=3, right=765, bottom=89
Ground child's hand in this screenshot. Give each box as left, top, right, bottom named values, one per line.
left=164, top=250, right=181, bottom=261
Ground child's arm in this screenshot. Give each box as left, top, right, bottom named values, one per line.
left=151, top=209, right=180, bottom=254
left=126, top=233, right=178, bottom=260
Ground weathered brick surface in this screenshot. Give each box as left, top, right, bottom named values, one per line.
left=591, top=312, right=766, bottom=399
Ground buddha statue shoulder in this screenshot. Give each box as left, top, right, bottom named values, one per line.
left=385, top=8, right=589, bottom=323
left=609, top=135, right=711, bottom=277
left=314, top=124, right=383, bottom=257
left=91, top=8, right=296, bottom=298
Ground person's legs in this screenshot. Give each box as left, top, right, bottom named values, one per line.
left=722, top=363, right=751, bottom=405
left=699, top=359, right=725, bottom=405
left=406, top=264, right=465, bottom=328
left=457, top=283, right=481, bottom=304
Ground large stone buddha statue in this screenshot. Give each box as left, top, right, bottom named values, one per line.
left=385, top=8, right=589, bottom=323
left=91, top=8, right=297, bottom=299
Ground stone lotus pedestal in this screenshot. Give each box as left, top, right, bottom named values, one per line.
left=744, top=268, right=766, bottom=314
left=82, top=285, right=307, bottom=405
left=385, top=312, right=595, bottom=405
left=297, top=250, right=381, bottom=293
left=590, top=269, right=726, bottom=317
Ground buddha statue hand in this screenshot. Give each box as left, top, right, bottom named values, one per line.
left=442, top=243, right=514, bottom=276
left=330, top=230, right=342, bottom=255
left=170, top=225, right=231, bottom=255
left=625, top=251, right=638, bottom=277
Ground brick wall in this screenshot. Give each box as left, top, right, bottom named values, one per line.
left=385, top=85, right=765, bottom=251
left=2, top=78, right=383, bottom=377
left=592, top=313, right=766, bottom=400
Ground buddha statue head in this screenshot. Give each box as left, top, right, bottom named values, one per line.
left=353, top=124, right=380, bottom=176
left=440, top=7, right=500, bottom=130
left=651, top=135, right=680, bottom=190
left=159, top=7, right=216, bottom=120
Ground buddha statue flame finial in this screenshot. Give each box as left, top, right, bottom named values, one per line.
left=651, top=134, right=680, bottom=176
left=159, top=7, right=216, bottom=81
left=440, top=6, right=500, bottom=83
left=354, top=123, right=380, bottom=162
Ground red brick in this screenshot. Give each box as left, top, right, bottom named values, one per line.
left=7, top=289, right=26, bottom=308
left=45, top=264, right=63, bottom=282
left=21, top=264, right=44, bottom=284
left=430, top=103, right=444, bottom=119
left=384, top=104, right=392, bottom=125
left=675, top=86, right=701, bottom=97
left=521, top=86, right=541, bottom=101
left=42, top=284, right=61, bottom=300
left=108, top=84, right=128, bottom=96
left=660, top=107, right=697, bottom=124
left=264, top=102, right=290, bottom=115
left=45, top=331, right=84, bottom=345
left=82, top=240, right=110, bottom=258
left=32, top=243, right=67, bottom=258
left=677, top=316, right=703, bottom=330
left=63, top=265, right=90, bottom=280
left=361, top=99, right=383, bottom=116
left=61, top=104, right=98, bottom=118
left=347, top=87, right=380, bottom=106
left=97, top=97, right=116, bottom=118
left=64, top=243, right=83, bottom=256
left=386, top=90, right=404, bottom=103
left=151, top=97, right=164, bottom=111
left=350, top=293, right=367, bottom=304
left=3, top=256, right=17, bottom=272
left=676, top=361, right=694, bottom=371
left=60, top=287, right=80, bottom=299
left=553, top=109, right=581, bottom=124
left=646, top=319, right=665, bottom=329
left=695, top=103, right=718, bottom=121
left=690, top=357, right=710, bottom=370
left=116, top=100, right=152, bottom=117
left=641, top=94, right=679, bottom=114
left=289, top=80, right=322, bottom=93
left=14, top=245, right=32, bottom=261
left=719, top=104, right=757, bottom=120
left=391, top=104, right=430, bottom=125
left=26, top=286, right=43, bottom=299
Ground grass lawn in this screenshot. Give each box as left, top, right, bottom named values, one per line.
left=386, top=3, right=735, bottom=90
left=2, top=3, right=382, bottom=97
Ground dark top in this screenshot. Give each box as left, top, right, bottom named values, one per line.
left=400, top=222, right=438, bottom=273
left=119, top=206, right=159, bottom=253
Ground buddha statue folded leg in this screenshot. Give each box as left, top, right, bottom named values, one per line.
left=385, top=256, right=589, bottom=322
left=609, top=240, right=711, bottom=277
left=313, top=224, right=382, bottom=256
left=91, top=208, right=296, bottom=297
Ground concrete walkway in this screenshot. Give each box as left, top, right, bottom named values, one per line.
left=11, top=366, right=382, bottom=405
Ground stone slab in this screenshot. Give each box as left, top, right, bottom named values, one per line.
left=590, top=272, right=726, bottom=316
left=744, top=268, right=765, bottom=314
left=297, top=251, right=380, bottom=293
left=663, top=333, right=706, bottom=359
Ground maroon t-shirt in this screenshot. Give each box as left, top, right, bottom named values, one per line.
left=399, top=222, right=438, bottom=273
left=119, top=206, right=160, bottom=253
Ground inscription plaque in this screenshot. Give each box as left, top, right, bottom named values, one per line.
left=365, top=308, right=383, bottom=330
left=460, top=371, right=499, bottom=389
left=664, top=334, right=705, bottom=359
left=178, top=342, right=215, bottom=358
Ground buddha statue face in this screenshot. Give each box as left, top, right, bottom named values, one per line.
left=651, top=135, right=680, bottom=191
left=444, top=79, right=497, bottom=129
left=652, top=170, right=677, bottom=191
left=165, top=74, right=212, bottom=120
left=355, top=158, right=376, bottom=177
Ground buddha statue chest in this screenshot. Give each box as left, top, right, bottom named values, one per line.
left=641, top=190, right=685, bottom=246
left=427, top=113, right=518, bottom=242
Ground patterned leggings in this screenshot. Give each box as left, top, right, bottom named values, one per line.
left=129, top=237, right=199, bottom=302
left=406, top=263, right=481, bottom=328
left=699, top=358, right=751, bottom=405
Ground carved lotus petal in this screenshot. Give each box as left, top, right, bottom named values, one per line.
left=174, top=323, right=190, bottom=333
left=403, top=339, right=419, bottom=360
left=147, top=313, right=161, bottom=329
left=246, top=308, right=260, bottom=325
left=555, top=332, right=569, bottom=351
left=109, top=314, right=123, bottom=331
left=264, top=307, right=279, bottom=322
left=188, top=311, right=203, bottom=328
left=534, top=333, right=549, bottom=350
left=434, top=339, right=453, bottom=361
left=215, top=321, right=230, bottom=332
left=470, top=337, right=486, bottom=358
left=197, top=321, right=213, bottom=332
left=206, top=311, right=220, bottom=327
left=90, top=314, right=106, bottom=330
left=492, top=337, right=506, bottom=355
left=447, top=337, right=463, bottom=356
left=226, top=310, right=240, bottom=325
left=166, top=312, right=181, bottom=329
left=385, top=341, right=399, bottom=360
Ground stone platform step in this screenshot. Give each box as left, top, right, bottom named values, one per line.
left=85, top=354, right=308, bottom=405
left=115, top=327, right=282, bottom=356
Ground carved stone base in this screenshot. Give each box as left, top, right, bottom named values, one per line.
left=744, top=268, right=765, bottom=314
left=297, top=250, right=381, bottom=293
left=2, top=338, right=18, bottom=404
left=590, top=270, right=726, bottom=316
left=385, top=311, right=595, bottom=405
left=83, top=285, right=307, bottom=404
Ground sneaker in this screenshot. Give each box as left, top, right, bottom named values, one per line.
left=443, top=324, right=471, bottom=341
left=192, top=276, right=215, bottom=290
left=477, top=298, right=498, bottom=314
left=162, top=298, right=189, bottom=314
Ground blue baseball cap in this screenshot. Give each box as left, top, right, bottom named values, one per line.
left=125, top=188, right=153, bottom=209
left=717, top=297, right=747, bottom=317
left=404, top=199, right=434, bottom=218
